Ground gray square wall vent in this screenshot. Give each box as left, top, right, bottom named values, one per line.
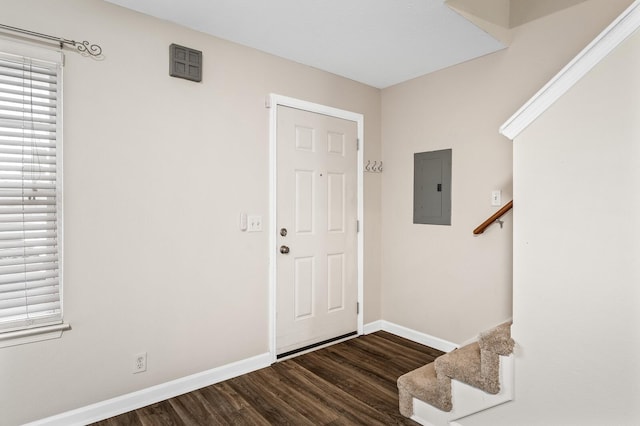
left=169, top=44, right=202, bottom=82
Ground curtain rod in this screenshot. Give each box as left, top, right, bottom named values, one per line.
left=0, top=23, right=102, bottom=57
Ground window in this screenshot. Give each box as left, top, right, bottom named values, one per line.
left=0, top=39, right=65, bottom=345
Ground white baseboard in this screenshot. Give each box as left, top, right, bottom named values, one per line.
left=363, top=319, right=384, bottom=335
left=25, top=352, right=272, bottom=426
left=29, top=322, right=455, bottom=425
left=364, top=320, right=458, bottom=353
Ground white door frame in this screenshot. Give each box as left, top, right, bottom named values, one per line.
left=268, top=94, right=364, bottom=363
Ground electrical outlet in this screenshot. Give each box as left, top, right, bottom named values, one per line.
left=247, top=215, right=262, bottom=232
left=133, top=352, right=147, bottom=374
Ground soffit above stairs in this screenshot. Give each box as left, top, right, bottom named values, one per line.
left=446, top=0, right=588, bottom=29
left=445, top=0, right=589, bottom=45
left=500, top=0, right=640, bottom=140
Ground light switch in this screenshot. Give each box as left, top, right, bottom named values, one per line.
left=491, top=190, right=502, bottom=206
left=239, top=213, right=247, bottom=231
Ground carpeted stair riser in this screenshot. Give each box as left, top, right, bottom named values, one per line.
left=435, top=342, right=499, bottom=394
left=398, top=363, right=452, bottom=414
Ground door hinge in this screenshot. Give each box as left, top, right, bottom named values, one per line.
left=356, top=138, right=360, bottom=151
left=356, top=220, right=360, bottom=233
left=357, top=302, right=360, bottom=314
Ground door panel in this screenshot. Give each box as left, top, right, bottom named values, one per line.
left=294, top=257, right=314, bottom=319
left=276, top=105, right=358, bottom=356
left=327, top=253, right=345, bottom=311
left=327, top=173, right=345, bottom=232
left=295, top=170, right=314, bottom=233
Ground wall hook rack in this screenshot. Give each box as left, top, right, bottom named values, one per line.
left=365, top=160, right=383, bottom=173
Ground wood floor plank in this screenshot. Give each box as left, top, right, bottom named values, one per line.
left=92, top=332, right=441, bottom=425
left=293, top=349, right=404, bottom=421
left=225, top=371, right=318, bottom=425
left=195, top=382, right=271, bottom=425
left=329, top=340, right=410, bottom=380
left=167, top=391, right=220, bottom=425
left=137, top=401, right=184, bottom=426
left=91, top=410, right=141, bottom=426
left=272, top=360, right=393, bottom=426
left=377, top=331, right=446, bottom=358
left=250, top=364, right=342, bottom=424
left=353, top=332, right=444, bottom=366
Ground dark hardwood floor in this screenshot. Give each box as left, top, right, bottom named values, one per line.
left=93, top=331, right=444, bottom=425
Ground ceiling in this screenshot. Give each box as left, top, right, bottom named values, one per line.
left=104, top=0, right=505, bottom=88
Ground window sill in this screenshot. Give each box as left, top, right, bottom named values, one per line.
left=0, top=323, right=71, bottom=348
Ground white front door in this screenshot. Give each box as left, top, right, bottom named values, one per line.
left=276, top=105, right=358, bottom=357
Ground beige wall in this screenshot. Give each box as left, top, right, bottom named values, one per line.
left=0, top=1, right=381, bottom=424
left=464, top=22, right=640, bottom=426
left=2, top=0, right=635, bottom=423
left=379, top=0, right=633, bottom=344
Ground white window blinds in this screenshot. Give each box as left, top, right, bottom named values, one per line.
left=0, top=46, right=63, bottom=333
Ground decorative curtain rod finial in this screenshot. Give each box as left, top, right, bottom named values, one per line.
left=72, top=40, right=103, bottom=57
left=0, top=23, right=103, bottom=58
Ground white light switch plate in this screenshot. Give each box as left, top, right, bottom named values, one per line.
left=491, top=190, right=502, bottom=206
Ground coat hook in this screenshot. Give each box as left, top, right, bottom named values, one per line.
left=364, top=160, right=383, bottom=173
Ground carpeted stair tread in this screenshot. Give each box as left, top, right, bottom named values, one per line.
left=398, top=362, right=452, bottom=414
left=479, top=322, right=514, bottom=356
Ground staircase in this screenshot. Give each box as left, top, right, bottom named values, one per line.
left=397, top=322, right=515, bottom=425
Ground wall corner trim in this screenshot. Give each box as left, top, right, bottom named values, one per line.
left=24, top=352, right=272, bottom=426
left=499, top=0, right=640, bottom=140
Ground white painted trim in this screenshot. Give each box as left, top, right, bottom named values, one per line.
left=365, top=320, right=459, bottom=353
left=500, top=0, right=640, bottom=140
left=25, top=352, right=272, bottom=426
left=267, top=94, right=365, bottom=363
left=0, top=323, right=70, bottom=349
left=363, top=319, right=384, bottom=334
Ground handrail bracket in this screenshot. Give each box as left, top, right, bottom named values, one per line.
left=473, top=200, right=513, bottom=235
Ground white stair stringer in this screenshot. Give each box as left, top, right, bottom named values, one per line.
left=411, top=354, right=514, bottom=426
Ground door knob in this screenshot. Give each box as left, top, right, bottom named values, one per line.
left=280, top=245, right=290, bottom=254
